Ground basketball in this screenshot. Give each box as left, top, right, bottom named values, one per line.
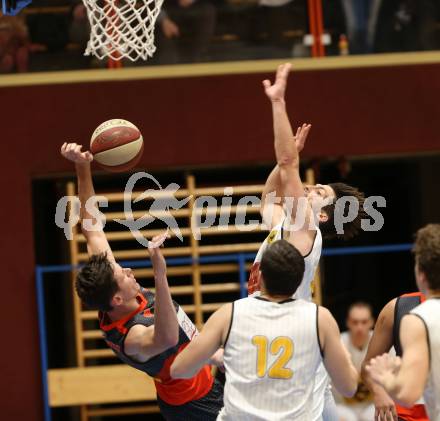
left=90, top=119, right=144, bottom=172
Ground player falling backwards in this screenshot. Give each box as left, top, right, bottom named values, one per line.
left=248, top=63, right=366, bottom=421
left=60, top=143, right=223, bottom=421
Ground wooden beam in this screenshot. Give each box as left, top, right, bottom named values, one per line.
left=2, top=52, right=440, bottom=88
left=87, top=405, right=160, bottom=416
left=48, top=365, right=156, bottom=407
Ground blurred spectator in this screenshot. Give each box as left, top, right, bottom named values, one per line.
left=334, top=302, right=375, bottom=421
left=155, top=0, right=216, bottom=64
left=69, top=0, right=90, bottom=50
left=340, top=0, right=382, bottom=54
left=250, top=0, right=302, bottom=46
left=374, top=0, right=440, bottom=52
left=0, top=12, right=29, bottom=73
left=26, top=8, right=69, bottom=53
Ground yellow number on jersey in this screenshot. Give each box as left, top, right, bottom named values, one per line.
left=251, top=336, right=294, bottom=379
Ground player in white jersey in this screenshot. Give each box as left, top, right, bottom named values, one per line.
left=367, top=224, right=440, bottom=421
left=248, top=63, right=366, bottom=420
left=171, top=240, right=358, bottom=420
left=248, top=63, right=366, bottom=299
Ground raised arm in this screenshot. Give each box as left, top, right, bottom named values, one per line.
left=361, top=298, right=398, bottom=421
left=125, top=233, right=179, bottom=360
left=171, top=303, right=232, bottom=379
left=261, top=121, right=310, bottom=230
left=366, top=314, right=429, bottom=407
left=260, top=166, right=285, bottom=229
left=319, top=306, right=358, bottom=397
left=61, top=142, right=115, bottom=262
left=263, top=64, right=313, bottom=251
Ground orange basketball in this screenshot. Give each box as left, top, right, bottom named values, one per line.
left=90, top=119, right=144, bottom=172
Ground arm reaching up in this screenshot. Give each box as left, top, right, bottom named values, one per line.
left=261, top=125, right=311, bottom=229
left=124, top=233, right=179, bottom=361
left=61, top=142, right=115, bottom=262
left=263, top=64, right=314, bottom=255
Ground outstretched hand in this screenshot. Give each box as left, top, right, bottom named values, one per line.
left=366, top=354, right=402, bottom=389
left=373, top=388, right=398, bottom=421
left=262, top=63, right=292, bottom=102
left=61, top=142, right=93, bottom=164
left=294, top=123, right=312, bottom=153
left=148, top=231, right=169, bottom=279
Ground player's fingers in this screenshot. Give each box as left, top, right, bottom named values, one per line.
left=150, top=231, right=168, bottom=247
left=84, top=151, right=94, bottom=162
left=281, top=63, right=291, bottom=78
left=68, top=143, right=77, bottom=153
left=303, top=124, right=312, bottom=135
left=276, top=64, right=283, bottom=79
left=262, top=80, right=271, bottom=89
left=391, top=406, right=398, bottom=421
left=374, top=407, right=380, bottom=421
left=387, top=409, right=395, bottom=421
left=61, top=142, right=67, bottom=153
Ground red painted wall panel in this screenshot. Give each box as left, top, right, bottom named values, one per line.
left=0, top=62, right=439, bottom=420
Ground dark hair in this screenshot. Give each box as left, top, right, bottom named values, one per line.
left=413, top=224, right=440, bottom=290
left=260, top=240, right=305, bottom=296
left=319, top=182, right=366, bottom=241
left=75, top=253, right=119, bottom=312
left=347, top=301, right=373, bottom=318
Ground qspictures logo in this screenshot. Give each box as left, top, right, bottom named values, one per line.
left=55, top=172, right=386, bottom=246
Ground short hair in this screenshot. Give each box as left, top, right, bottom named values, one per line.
left=319, top=182, right=366, bottom=241
left=347, top=301, right=373, bottom=319
left=75, top=253, right=119, bottom=312
left=413, top=224, right=440, bottom=290
left=260, top=240, right=305, bottom=296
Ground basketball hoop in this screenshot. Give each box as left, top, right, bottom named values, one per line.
left=82, top=0, right=164, bottom=62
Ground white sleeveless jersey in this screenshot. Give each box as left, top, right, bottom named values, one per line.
left=411, top=298, right=440, bottom=421
left=248, top=219, right=322, bottom=301
left=218, top=297, right=323, bottom=421
left=247, top=218, right=330, bottom=420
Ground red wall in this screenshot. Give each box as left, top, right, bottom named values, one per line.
left=1, top=62, right=439, bottom=420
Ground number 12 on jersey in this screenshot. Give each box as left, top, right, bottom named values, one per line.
left=252, top=336, right=294, bottom=379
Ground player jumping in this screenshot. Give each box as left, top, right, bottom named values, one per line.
left=248, top=63, right=366, bottom=421
left=61, top=142, right=224, bottom=421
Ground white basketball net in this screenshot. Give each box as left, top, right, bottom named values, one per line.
left=82, top=0, right=164, bottom=62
